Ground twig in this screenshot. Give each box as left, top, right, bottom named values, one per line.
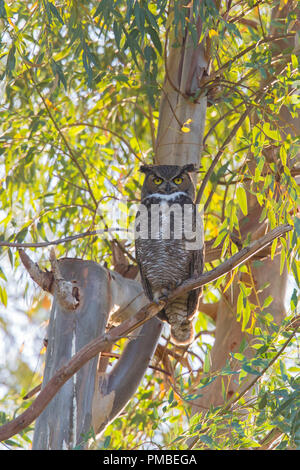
left=23, top=384, right=42, bottom=400
left=64, top=122, right=143, bottom=162
left=196, top=106, right=252, bottom=204
left=0, top=228, right=131, bottom=249
left=208, top=34, right=293, bottom=82
left=258, top=427, right=283, bottom=450
left=170, top=224, right=292, bottom=299
left=99, top=352, right=172, bottom=377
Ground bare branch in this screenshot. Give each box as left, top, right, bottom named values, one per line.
left=19, top=249, right=79, bottom=311
left=169, top=224, right=292, bottom=299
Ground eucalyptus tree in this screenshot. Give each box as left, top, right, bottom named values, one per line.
left=0, top=0, right=299, bottom=450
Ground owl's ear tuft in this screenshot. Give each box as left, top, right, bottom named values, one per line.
left=182, top=164, right=196, bottom=173
left=139, top=165, right=152, bottom=174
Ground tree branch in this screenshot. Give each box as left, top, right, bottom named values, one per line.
left=0, top=228, right=130, bottom=249
left=169, top=224, right=292, bottom=300
left=0, top=223, right=292, bottom=442
left=49, top=248, right=80, bottom=310
left=18, top=249, right=53, bottom=292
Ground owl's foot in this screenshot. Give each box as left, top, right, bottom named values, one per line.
left=153, top=287, right=171, bottom=302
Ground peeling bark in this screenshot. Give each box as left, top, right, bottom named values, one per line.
left=32, top=259, right=162, bottom=449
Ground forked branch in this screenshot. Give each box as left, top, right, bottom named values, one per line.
left=0, top=223, right=292, bottom=443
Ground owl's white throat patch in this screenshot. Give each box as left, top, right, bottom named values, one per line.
left=144, top=191, right=187, bottom=202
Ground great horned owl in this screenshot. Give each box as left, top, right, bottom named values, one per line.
left=135, top=164, right=204, bottom=346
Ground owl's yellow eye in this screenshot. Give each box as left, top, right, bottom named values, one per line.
left=153, top=177, right=163, bottom=185
left=173, top=176, right=183, bottom=185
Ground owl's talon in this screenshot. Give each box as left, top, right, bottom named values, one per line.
left=158, top=293, right=169, bottom=302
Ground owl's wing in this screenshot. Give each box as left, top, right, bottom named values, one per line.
left=135, top=239, right=154, bottom=301
left=187, top=246, right=204, bottom=319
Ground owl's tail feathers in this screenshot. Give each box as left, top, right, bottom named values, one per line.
left=170, top=319, right=194, bottom=346
left=165, top=299, right=195, bottom=346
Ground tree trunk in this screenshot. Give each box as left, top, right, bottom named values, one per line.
left=155, top=2, right=209, bottom=167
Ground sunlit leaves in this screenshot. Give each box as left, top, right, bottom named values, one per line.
left=236, top=185, right=248, bottom=216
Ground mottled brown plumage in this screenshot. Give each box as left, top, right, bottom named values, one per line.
left=135, top=164, right=204, bottom=345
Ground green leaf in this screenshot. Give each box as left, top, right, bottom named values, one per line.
left=271, top=238, right=277, bottom=260
left=280, top=244, right=286, bottom=275
left=280, top=360, right=288, bottom=382
left=15, top=226, right=28, bottom=243
left=294, top=217, right=300, bottom=237
left=291, top=54, right=298, bottom=70
left=168, top=389, right=174, bottom=404
left=258, top=392, right=268, bottom=410
left=146, top=26, right=162, bottom=55
left=0, top=0, right=7, bottom=19
left=262, top=295, right=273, bottom=310
left=242, top=363, right=260, bottom=376
left=37, top=222, right=48, bottom=242
left=113, top=20, right=122, bottom=48
left=103, top=435, right=111, bottom=448
left=134, top=2, right=145, bottom=36
left=236, top=185, right=248, bottom=216
left=6, top=43, right=16, bottom=77
left=0, top=266, right=7, bottom=282
left=262, top=122, right=280, bottom=141
left=290, top=288, right=298, bottom=310
left=203, top=350, right=211, bottom=373
left=0, top=285, right=7, bottom=307
left=51, top=59, right=67, bottom=90
left=199, top=434, right=215, bottom=448
left=48, top=2, right=64, bottom=24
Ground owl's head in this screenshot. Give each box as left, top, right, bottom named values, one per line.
left=139, top=164, right=197, bottom=201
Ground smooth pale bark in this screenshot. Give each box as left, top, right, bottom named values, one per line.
left=32, top=259, right=162, bottom=449
left=155, top=3, right=209, bottom=167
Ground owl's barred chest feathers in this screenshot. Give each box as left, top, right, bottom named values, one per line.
left=136, top=192, right=195, bottom=288
left=135, top=164, right=204, bottom=346
left=136, top=238, right=190, bottom=290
